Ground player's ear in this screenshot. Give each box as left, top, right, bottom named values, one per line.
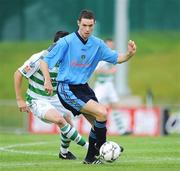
left=77, top=20, right=80, bottom=27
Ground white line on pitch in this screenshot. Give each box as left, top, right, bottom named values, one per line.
left=0, top=141, right=58, bottom=156
left=0, top=141, right=56, bottom=149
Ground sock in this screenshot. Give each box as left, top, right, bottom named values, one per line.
left=94, top=120, right=107, bottom=149
left=60, top=133, right=71, bottom=154
left=85, top=128, right=98, bottom=161
left=60, top=123, right=87, bottom=148
left=83, top=142, right=89, bottom=149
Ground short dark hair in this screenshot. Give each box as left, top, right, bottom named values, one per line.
left=53, top=31, right=69, bottom=42
left=78, top=9, right=95, bottom=21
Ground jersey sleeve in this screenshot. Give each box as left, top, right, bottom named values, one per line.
left=99, top=40, right=118, bottom=64
left=18, top=51, right=44, bottom=78
left=43, top=38, right=68, bottom=69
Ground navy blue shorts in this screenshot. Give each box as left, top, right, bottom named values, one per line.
left=57, top=82, right=98, bottom=116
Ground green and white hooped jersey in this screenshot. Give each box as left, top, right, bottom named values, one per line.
left=95, top=61, right=114, bottom=83
left=18, top=50, right=58, bottom=104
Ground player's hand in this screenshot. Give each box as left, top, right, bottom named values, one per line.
left=17, top=99, right=30, bottom=113
left=127, top=40, right=136, bottom=57
left=44, top=80, right=53, bottom=95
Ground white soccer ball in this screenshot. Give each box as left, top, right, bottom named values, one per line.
left=99, top=141, right=123, bottom=162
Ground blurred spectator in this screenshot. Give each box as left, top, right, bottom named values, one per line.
left=94, top=39, right=132, bottom=135
left=94, top=39, right=121, bottom=109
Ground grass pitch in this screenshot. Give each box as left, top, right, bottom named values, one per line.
left=0, top=133, right=179, bottom=171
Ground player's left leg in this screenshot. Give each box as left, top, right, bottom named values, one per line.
left=81, top=100, right=108, bottom=164
left=57, top=83, right=105, bottom=164
left=83, top=114, right=99, bottom=156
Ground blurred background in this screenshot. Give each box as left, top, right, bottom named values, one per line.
left=0, top=0, right=180, bottom=135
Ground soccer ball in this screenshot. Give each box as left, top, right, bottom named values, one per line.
left=99, top=141, right=123, bottom=162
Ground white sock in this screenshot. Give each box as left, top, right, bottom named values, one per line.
left=83, top=142, right=89, bottom=149
left=60, top=147, right=68, bottom=154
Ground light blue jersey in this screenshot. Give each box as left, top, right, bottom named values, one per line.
left=43, top=32, right=118, bottom=84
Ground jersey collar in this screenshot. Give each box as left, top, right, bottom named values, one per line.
left=75, top=31, right=88, bottom=45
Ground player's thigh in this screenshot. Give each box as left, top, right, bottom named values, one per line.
left=51, top=98, right=70, bottom=117
left=30, top=100, right=64, bottom=123
left=51, top=99, right=73, bottom=125
left=44, top=108, right=65, bottom=125
left=80, top=99, right=108, bottom=120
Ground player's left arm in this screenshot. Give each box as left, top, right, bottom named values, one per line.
left=39, top=59, right=53, bottom=96
left=117, top=40, right=136, bottom=64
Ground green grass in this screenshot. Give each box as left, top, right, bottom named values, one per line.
left=0, top=134, right=180, bottom=171
left=129, top=31, right=180, bottom=104
left=0, top=41, right=50, bottom=99
left=0, top=101, right=27, bottom=131
left=0, top=105, right=24, bottom=127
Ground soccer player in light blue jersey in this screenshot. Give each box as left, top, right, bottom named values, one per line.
left=40, top=9, right=136, bottom=164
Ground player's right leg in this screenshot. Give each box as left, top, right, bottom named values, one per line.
left=52, top=100, right=89, bottom=156
left=59, top=113, right=73, bottom=157
left=44, top=109, right=88, bottom=160
left=29, top=100, right=88, bottom=159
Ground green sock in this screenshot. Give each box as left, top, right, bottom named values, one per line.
left=60, top=123, right=88, bottom=148
left=60, top=133, right=71, bottom=154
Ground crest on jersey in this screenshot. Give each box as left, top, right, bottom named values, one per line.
left=81, top=55, right=86, bottom=60
left=22, top=64, right=32, bottom=74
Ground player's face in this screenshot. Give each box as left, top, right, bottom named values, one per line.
left=78, top=18, right=95, bottom=40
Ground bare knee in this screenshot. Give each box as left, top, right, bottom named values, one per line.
left=55, top=116, right=66, bottom=127
left=64, top=113, right=73, bottom=126
left=81, top=100, right=108, bottom=122
left=44, top=109, right=67, bottom=127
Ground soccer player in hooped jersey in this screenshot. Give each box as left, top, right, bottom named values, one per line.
left=40, top=9, right=136, bottom=164
left=14, top=31, right=88, bottom=160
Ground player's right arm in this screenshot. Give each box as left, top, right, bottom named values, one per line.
left=14, top=70, right=30, bottom=113
left=14, top=52, right=44, bottom=113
